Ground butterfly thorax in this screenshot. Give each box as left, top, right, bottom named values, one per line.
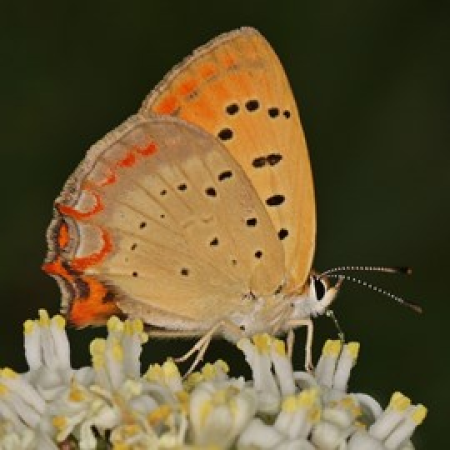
left=223, top=291, right=314, bottom=340
left=224, top=275, right=338, bottom=340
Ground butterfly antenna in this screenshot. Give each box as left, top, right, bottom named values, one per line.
left=321, top=265, right=412, bottom=277
left=326, top=273, right=422, bottom=314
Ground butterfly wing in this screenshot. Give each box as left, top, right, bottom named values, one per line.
left=140, top=27, right=316, bottom=292
left=44, top=115, right=285, bottom=329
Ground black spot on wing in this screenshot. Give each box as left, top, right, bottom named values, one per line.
left=266, top=195, right=285, bottom=207
left=218, top=128, right=233, bottom=141
left=218, top=170, right=233, bottom=181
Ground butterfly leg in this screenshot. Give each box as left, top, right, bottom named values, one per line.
left=285, top=319, right=314, bottom=372
left=286, top=328, right=295, bottom=359
left=173, top=320, right=243, bottom=376
left=174, top=324, right=220, bottom=375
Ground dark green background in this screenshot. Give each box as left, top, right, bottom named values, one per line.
left=1, top=1, right=448, bottom=447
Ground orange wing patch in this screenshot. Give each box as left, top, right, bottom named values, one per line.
left=137, top=142, right=157, bottom=156
left=57, top=221, right=70, bottom=249
left=118, top=151, right=137, bottom=168
left=199, top=64, right=218, bottom=80
left=69, top=277, right=122, bottom=327
left=178, top=79, right=198, bottom=97
left=43, top=218, right=122, bottom=327
left=70, top=228, right=113, bottom=272
left=44, top=139, right=159, bottom=327
left=155, top=95, right=180, bottom=115
left=56, top=190, right=104, bottom=221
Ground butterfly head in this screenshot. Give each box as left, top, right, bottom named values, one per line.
left=299, top=273, right=344, bottom=318
left=309, top=273, right=342, bottom=314
left=294, top=265, right=422, bottom=319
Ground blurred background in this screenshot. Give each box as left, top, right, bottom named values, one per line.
left=1, top=1, right=448, bottom=447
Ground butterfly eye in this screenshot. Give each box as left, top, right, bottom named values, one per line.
left=313, top=277, right=326, bottom=301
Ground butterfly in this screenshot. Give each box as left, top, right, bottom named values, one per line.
left=43, top=27, right=417, bottom=372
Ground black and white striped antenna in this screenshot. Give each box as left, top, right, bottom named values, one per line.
left=320, top=266, right=422, bottom=314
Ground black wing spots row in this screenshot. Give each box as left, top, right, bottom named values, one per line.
left=223, top=100, right=291, bottom=119
left=252, top=153, right=283, bottom=169
left=217, top=100, right=291, bottom=144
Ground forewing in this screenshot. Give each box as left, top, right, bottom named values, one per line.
left=141, top=27, right=316, bottom=291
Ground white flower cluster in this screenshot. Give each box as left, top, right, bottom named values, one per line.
left=0, top=310, right=426, bottom=449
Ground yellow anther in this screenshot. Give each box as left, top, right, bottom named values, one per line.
left=339, top=396, right=357, bottom=410
left=113, top=443, right=129, bottom=450
left=121, top=424, right=140, bottom=436
left=131, top=318, right=144, bottom=334
left=411, top=404, right=428, bottom=424
left=38, top=309, right=51, bottom=327
left=123, top=320, right=131, bottom=335
left=272, top=338, right=287, bottom=356
left=90, top=338, right=106, bottom=356
left=346, top=342, right=360, bottom=359
left=322, top=339, right=333, bottom=355
left=162, top=360, right=181, bottom=379
left=297, top=389, right=318, bottom=407
left=200, top=361, right=229, bottom=380
left=112, top=341, right=124, bottom=362
left=183, top=372, right=203, bottom=391
left=145, top=364, right=163, bottom=382
left=352, top=405, right=362, bottom=417
left=0, top=384, right=8, bottom=395
left=176, top=390, right=190, bottom=414
left=69, top=386, right=85, bottom=402
left=322, top=339, right=341, bottom=357
left=92, top=355, right=105, bottom=369
left=339, top=396, right=361, bottom=417
left=212, top=389, right=227, bottom=405
left=1, top=368, right=18, bottom=379
left=52, top=416, right=68, bottom=430
left=281, top=395, right=298, bottom=412
left=23, top=320, right=35, bottom=335
left=201, top=363, right=217, bottom=381
left=340, top=397, right=353, bottom=407
left=123, top=318, right=147, bottom=343
left=199, top=400, right=213, bottom=426
left=124, top=379, right=142, bottom=396
left=390, top=392, right=411, bottom=411
left=308, top=406, right=321, bottom=423
left=107, top=316, right=124, bottom=333
left=215, top=360, right=229, bottom=374
left=252, top=333, right=272, bottom=353
left=51, top=315, right=66, bottom=329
